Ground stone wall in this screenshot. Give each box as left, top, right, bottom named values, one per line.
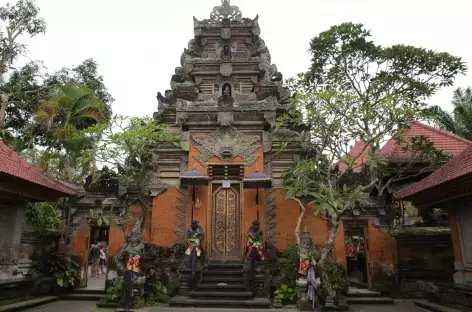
left=0, top=204, right=26, bottom=281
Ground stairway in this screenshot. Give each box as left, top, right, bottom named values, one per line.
left=346, top=286, right=394, bottom=304
left=169, top=260, right=271, bottom=308
left=60, top=287, right=104, bottom=302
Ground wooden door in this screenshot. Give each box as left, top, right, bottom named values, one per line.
left=211, top=184, right=241, bottom=259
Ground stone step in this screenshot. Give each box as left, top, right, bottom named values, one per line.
left=189, top=290, right=253, bottom=298
left=200, top=276, right=246, bottom=284
left=0, top=296, right=58, bottom=312
left=74, top=287, right=106, bottom=295
left=413, top=300, right=463, bottom=312
left=202, top=269, right=245, bottom=276
left=347, top=296, right=394, bottom=304
left=346, top=287, right=382, bottom=297
left=60, top=292, right=102, bottom=301
left=197, top=283, right=247, bottom=290
left=169, top=296, right=271, bottom=308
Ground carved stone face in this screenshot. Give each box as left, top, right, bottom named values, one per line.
left=223, top=45, right=230, bottom=53
left=251, top=220, right=260, bottom=232
left=301, top=232, right=313, bottom=249
left=128, top=232, right=141, bottom=247
left=191, top=221, right=199, bottom=231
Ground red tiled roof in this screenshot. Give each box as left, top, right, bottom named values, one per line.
left=339, top=121, right=472, bottom=170
left=380, top=121, right=472, bottom=161
left=0, top=140, right=78, bottom=196
left=336, top=140, right=371, bottom=172
left=395, top=145, right=472, bottom=200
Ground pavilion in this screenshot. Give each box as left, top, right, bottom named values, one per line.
left=395, top=145, right=472, bottom=311
left=0, top=139, right=78, bottom=281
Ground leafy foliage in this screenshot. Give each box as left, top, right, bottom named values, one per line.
left=24, top=202, right=63, bottom=229
left=83, top=115, right=177, bottom=230
left=27, top=241, right=80, bottom=289
left=154, top=281, right=170, bottom=303
left=317, top=261, right=348, bottom=304
left=274, top=283, right=297, bottom=303
left=280, top=244, right=299, bottom=289
left=104, top=277, right=124, bottom=302
left=427, top=87, right=472, bottom=141
left=278, top=22, right=462, bottom=266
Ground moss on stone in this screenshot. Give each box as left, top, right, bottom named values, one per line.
left=391, top=226, right=450, bottom=237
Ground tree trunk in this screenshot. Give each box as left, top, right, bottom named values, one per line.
left=293, top=198, right=306, bottom=246
left=0, top=100, right=7, bottom=129
left=319, top=222, right=339, bottom=265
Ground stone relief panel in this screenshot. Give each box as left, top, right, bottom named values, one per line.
left=175, top=153, right=189, bottom=242
left=192, top=126, right=260, bottom=167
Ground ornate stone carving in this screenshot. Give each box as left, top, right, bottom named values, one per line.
left=176, top=112, right=188, bottom=126
left=192, top=126, right=260, bottom=167
left=252, top=15, right=261, bottom=35
left=218, top=111, right=233, bottom=126
left=210, top=0, right=242, bottom=22
left=175, top=154, right=189, bottom=242
left=262, top=131, right=272, bottom=153
left=221, top=27, right=231, bottom=39
left=264, top=112, right=277, bottom=123
left=220, top=63, right=233, bottom=76
left=263, top=153, right=276, bottom=243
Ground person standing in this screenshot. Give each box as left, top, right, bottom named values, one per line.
left=89, top=243, right=100, bottom=278
left=99, top=245, right=107, bottom=275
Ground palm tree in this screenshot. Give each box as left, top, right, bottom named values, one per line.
left=428, top=87, right=472, bottom=141
left=34, top=84, right=106, bottom=183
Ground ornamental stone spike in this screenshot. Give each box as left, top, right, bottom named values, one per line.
left=210, top=0, right=242, bottom=22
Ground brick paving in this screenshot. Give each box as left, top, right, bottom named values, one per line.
left=20, top=300, right=430, bottom=312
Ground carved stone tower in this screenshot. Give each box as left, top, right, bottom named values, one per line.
left=153, top=0, right=298, bottom=257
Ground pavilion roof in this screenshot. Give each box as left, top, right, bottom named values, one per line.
left=337, top=121, right=472, bottom=172
left=0, top=140, right=78, bottom=197
left=395, top=145, right=472, bottom=201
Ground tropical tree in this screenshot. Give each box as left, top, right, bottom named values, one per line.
left=0, top=0, right=46, bottom=135
left=84, top=115, right=176, bottom=232
left=278, top=22, right=465, bottom=294
left=33, top=84, right=106, bottom=183
left=428, top=87, right=472, bottom=140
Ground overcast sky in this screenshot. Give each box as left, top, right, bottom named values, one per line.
left=12, top=0, right=472, bottom=117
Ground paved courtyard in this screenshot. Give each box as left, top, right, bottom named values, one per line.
left=21, top=300, right=431, bottom=312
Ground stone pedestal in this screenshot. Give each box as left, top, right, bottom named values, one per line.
left=244, top=260, right=268, bottom=298
left=131, top=276, right=146, bottom=307
left=296, top=278, right=322, bottom=311
left=178, top=266, right=201, bottom=295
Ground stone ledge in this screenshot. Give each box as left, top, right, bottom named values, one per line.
left=414, top=300, right=463, bottom=312
left=0, top=296, right=58, bottom=312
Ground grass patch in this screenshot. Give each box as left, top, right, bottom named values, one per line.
left=92, top=308, right=117, bottom=312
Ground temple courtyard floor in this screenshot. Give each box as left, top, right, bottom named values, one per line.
left=20, top=300, right=433, bottom=312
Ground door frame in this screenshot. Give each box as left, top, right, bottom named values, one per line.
left=206, top=180, right=245, bottom=260
left=363, top=223, right=373, bottom=289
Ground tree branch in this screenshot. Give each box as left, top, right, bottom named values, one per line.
left=293, top=197, right=306, bottom=246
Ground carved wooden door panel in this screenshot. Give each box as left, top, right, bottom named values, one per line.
left=211, top=184, right=241, bottom=259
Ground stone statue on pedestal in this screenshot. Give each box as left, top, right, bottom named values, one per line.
left=114, top=222, right=145, bottom=312
left=296, top=227, right=321, bottom=311
left=184, top=220, right=203, bottom=279
left=246, top=220, right=264, bottom=263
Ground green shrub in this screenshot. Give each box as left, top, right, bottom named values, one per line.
left=317, top=260, right=348, bottom=304
left=274, top=283, right=297, bottom=303
left=104, top=277, right=124, bottom=302
left=154, top=281, right=170, bottom=303
left=281, top=244, right=299, bottom=289
left=27, top=242, right=79, bottom=289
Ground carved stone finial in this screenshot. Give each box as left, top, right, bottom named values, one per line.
left=210, top=0, right=242, bottom=22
